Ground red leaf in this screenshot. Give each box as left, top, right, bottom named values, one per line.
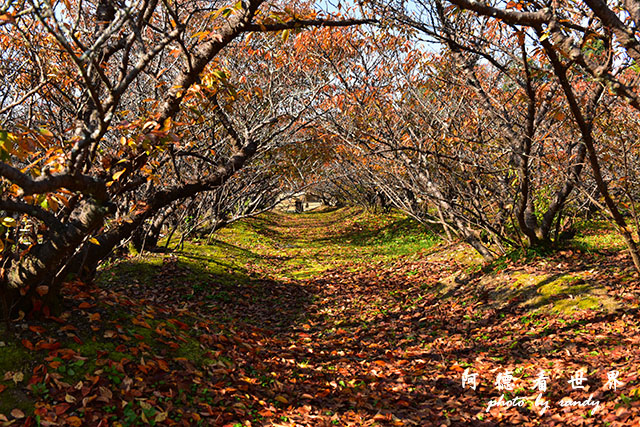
left=28, top=325, right=46, bottom=334
left=35, top=341, right=60, bottom=351
left=54, top=403, right=70, bottom=416
left=168, top=319, right=189, bottom=330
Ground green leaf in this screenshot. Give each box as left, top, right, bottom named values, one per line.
left=0, top=130, right=14, bottom=160
left=211, top=6, right=232, bottom=20
left=39, top=128, right=54, bottom=137
left=212, top=70, right=227, bottom=80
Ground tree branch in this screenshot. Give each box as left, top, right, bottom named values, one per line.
left=0, top=199, right=63, bottom=231
left=0, top=162, right=106, bottom=199
left=243, top=18, right=376, bottom=32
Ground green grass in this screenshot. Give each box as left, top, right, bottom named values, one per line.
left=571, top=220, right=630, bottom=252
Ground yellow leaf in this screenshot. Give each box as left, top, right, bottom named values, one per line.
left=12, top=372, right=24, bottom=384
left=89, top=238, right=100, bottom=245
left=65, top=393, right=77, bottom=403
left=281, top=29, right=290, bottom=43
left=155, top=412, right=168, bottom=423
left=275, top=395, right=288, bottom=404
left=2, top=217, right=16, bottom=227
left=0, top=13, right=15, bottom=24
left=112, top=169, right=126, bottom=181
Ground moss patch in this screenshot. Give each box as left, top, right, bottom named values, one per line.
left=0, top=341, right=33, bottom=415
left=528, top=273, right=619, bottom=314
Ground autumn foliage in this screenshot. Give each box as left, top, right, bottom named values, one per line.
left=2, top=0, right=640, bottom=424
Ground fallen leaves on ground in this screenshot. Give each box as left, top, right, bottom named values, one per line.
left=0, top=208, right=639, bottom=426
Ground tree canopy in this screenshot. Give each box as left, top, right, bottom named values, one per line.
left=2, top=0, right=640, bottom=315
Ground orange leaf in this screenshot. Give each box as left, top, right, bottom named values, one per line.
left=66, top=416, right=82, bottom=427
left=450, top=364, right=465, bottom=373
left=29, top=325, right=46, bottom=334
left=36, top=341, right=60, bottom=351
left=373, top=413, right=390, bottom=421
left=0, top=384, right=6, bottom=393
left=36, top=285, right=49, bottom=296
left=0, top=13, right=15, bottom=24
left=157, top=359, right=169, bottom=372
left=22, top=339, right=34, bottom=350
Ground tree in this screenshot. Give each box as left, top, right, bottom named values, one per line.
left=318, top=0, right=640, bottom=267
left=0, top=0, right=372, bottom=317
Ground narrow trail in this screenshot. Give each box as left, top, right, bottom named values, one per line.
left=226, top=208, right=458, bottom=425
